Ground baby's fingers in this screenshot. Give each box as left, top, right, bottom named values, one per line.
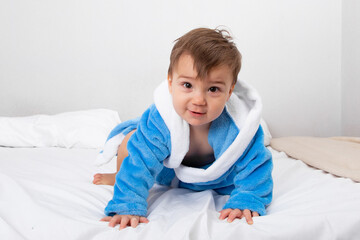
left=243, top=209, right=253, bottom=225
left=100, top=216, right=112, bottom=222
left=109, top=215, right=122, bottom=228
left=227, top=209, right=242, bottom=223
left=219, top=209, right=232, bottom=220
left=119, top=216, right=130, bottom=230
left=130, top=217, right=139, bottom=228
left=139, top=217, right=149, bottom=223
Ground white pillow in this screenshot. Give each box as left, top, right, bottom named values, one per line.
left=260, top=118, right=272, bottom=146
left=0, top=109, right=121, bottom=149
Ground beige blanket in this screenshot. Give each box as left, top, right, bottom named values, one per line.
left=270, top=136, right=360, bottom=182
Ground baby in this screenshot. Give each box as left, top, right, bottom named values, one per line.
left=93, top=27, right=273, bottom=230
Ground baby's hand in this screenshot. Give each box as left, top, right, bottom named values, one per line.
left=219, top=208, right=259, bottom=225
left=101, top=214, right=149, bottom=230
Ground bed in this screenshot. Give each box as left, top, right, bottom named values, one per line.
left=1, top=109, right=360, bottom=240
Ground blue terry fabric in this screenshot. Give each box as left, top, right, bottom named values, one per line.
left=104, top=105, right=273, bottom=217
left=106, top=117, right=140, bottom=141
left=178, top=124, right=273, bottom=216
left=105, top=105, right=171, bottom=217
left=221, top=128, right=273, bottom=216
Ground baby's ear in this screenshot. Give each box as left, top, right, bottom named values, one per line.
left=227, top=83, right=235, bottom=100
left=167, top=75, right=173, bottom=94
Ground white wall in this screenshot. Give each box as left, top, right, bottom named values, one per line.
left=342, top=0, right=360, bottom=136
left=0, top=0, right=347, bottom=137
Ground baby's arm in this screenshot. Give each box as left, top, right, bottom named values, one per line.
left=221, top=158, right=273, bottom=221
left=101, top=214, right=149, bottom=229
left=103, top=106, right=171, bottom=228
left=221, top=127, right=273, bottom=223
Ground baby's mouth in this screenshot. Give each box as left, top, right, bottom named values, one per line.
left=189, top=110, right=206, bottom=117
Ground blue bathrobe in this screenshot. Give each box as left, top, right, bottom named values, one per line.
left=97, top=80, right=273, bottom=217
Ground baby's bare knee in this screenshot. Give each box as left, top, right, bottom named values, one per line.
left=118, top=130, right=136, bottom=156
left=116, top=130, right=136, bottom=171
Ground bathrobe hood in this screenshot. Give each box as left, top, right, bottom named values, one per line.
left=154, top=79, right=262, bottom=183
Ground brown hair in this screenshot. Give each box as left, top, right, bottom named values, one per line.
left=168, top=27, right=242, bottom=84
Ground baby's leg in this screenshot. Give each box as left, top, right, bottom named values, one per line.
left=93, top=130, right=136, bottom=186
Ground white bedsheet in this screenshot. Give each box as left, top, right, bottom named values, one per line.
left=0, top=147, right=359, bottom=240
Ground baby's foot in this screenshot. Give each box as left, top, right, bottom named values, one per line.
left=93, top=173, right=116, bottom=186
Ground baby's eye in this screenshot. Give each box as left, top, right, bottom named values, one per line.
left=209, top=87, right=219, bottom=92
left=183, top=82, right=192, bottom=89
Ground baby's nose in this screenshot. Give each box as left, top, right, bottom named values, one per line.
left=192, top=92, right=206, bottom=105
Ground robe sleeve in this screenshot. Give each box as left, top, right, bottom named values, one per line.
left=222, top=127, right=273, bottom=216
left=104, top=105, right=171, bottom=217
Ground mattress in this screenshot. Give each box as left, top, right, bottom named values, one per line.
left=1, top=146, right=359, bottom=240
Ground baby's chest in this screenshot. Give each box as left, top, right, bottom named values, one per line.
left=181, top=153, right=215, bottom=168
left=184, top=128, right=215, bottom=167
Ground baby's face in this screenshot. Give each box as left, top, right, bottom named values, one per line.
left=168, top=54, right=234, bottom=129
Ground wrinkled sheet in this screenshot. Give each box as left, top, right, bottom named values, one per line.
left=1, top=147, right=360, bottom=240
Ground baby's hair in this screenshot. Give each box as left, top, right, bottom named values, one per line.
left=168, top=27, right=242, bottom=84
